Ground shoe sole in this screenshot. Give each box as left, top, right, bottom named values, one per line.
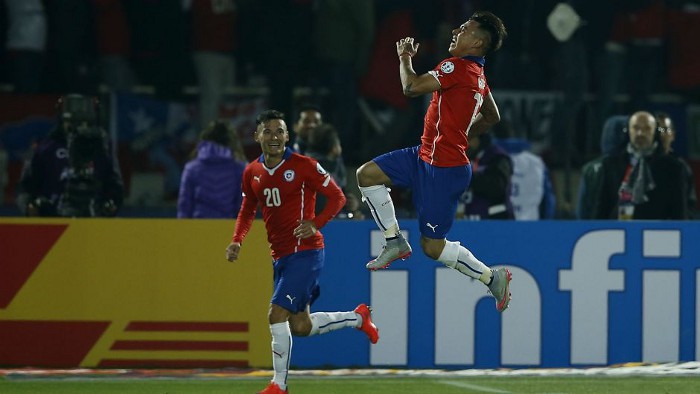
left=495, top=268, right=512, bottom=312
left=366, top=251, right=412, bottom=271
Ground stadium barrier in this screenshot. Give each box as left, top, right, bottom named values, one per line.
left=1, top=218, right=698, bottom=369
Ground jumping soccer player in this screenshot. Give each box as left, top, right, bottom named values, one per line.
left=356, top=11, right=512, bottom=311
left=226, top=110, right=378, bottom=394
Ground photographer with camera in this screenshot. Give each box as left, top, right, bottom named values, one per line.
left=17, top=94, right=124, bottom=217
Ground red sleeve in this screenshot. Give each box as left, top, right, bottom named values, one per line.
left=232, top=167, right=257, bottom=243
left=313, top=177, right=346, bottom=229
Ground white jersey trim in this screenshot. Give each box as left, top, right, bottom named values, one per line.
left=263, top=159, right=286, bottom=175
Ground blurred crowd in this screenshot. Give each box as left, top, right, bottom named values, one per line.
left=2, top=1, right=700, bottom=130
left=0, top=0, right=699, bottom=219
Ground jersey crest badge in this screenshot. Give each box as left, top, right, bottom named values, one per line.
left=440, top=61, right=455, bottom=74
left=283, top=169, right=295, bottom=182
left=478, top=77, right=485, bottom=89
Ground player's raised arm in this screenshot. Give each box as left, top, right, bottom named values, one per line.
left=397, top=37, right=440, bottom=97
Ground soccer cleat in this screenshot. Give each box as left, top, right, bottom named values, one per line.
left=257, top=382, right=288, bottom=394
left=488, top=267, right=512, bottom=312
left=366, top=233, right=412, bottom=270
left=354, top=303, right=379, bottom=344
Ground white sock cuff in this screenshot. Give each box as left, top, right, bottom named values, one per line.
left=438, top=240, right=461, bottom=264
left=359, top=184, right=388, bottom=199
left=270, top=321, right=290, bottom=335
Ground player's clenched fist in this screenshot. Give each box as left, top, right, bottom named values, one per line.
left=396, top=36, right=419, bottom=58
left=225, top=242, right=241, bottom=262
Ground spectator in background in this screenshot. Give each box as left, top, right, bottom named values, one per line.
left=314, top=0, right=375, bottom=161
left=177, top=120, right=246, bottom=218
left=187, top=0, right=237, bottom=129
left=292, top=104, right=323, bottom=155
left=595, top=111, right=687, bottom=220
left=44, top=0, right=96, bottom=94
left=4, top=0, right=47, bottom=93
left=460, top=132, right=514, bottom=220
left=306, top=123, right=364, bottom=220
left=493, top=120, right=555, bottom=220
left=656, top=111, right=697, bottom=218
left=17, top=94, right=124, bottom=217
left=576, top=115, right=628, bottom=219
left=124, top=0, right=191, bottom=100
left=93, top=0, right=137, bottom=92
left=254, top=1, right=315, bottom=118
left=666, top=1, right=700, bottom=95
left=598, top=1, right=667, bottom=122
left=306, top=124, right=346, bottom=191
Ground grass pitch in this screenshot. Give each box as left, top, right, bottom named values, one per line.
left=2, top=375, right=700, bottom=393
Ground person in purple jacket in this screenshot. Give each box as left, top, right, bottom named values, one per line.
left=177, top=120, right=247, bottom=218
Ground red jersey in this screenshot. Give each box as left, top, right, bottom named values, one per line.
left=232, top=148, right=346, bottom=260
left=420, top=56, right=490, bottom=167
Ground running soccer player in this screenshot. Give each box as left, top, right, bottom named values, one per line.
left=356, top=11, right=512, bottom=312
left=226, top=110, right=378, bottom=394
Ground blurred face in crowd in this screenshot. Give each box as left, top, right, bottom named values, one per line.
left=657, top=115, right=675, bottom=154
left=628, top=111, right=656, bottom=151
left=295, top=110, right=322, bottom=140
left=449, top=20, right=485, bottom=57
left=255, top=119, right=289, bottom=163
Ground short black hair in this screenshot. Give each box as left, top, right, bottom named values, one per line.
left=256, top=109, right=286, bottom=125
left=297, top=103, right=321, bottom=115
left=469, top=11, right=507, bottom=55
left=295, top=103, right=322, bottom=124
left=308, top=124, right=340, bottom=155
left=201, top=120, right=233, bottom=146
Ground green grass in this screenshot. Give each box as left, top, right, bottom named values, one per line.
left=2, top=376, right=700, bottom=394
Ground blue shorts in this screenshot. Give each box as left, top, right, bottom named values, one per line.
left=271, top=249, right=323, bottom=313
left=374, top=145, right=471, bottom=239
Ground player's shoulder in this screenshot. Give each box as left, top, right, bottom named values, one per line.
left=435, top=56, right=461, bottom=71
left=289, top=152, right=331, bottom=177
left=288, top=151, right=318, bottom=167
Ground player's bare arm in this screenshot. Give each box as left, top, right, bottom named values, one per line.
left=468, top=92, right=501, bottom=136
left=397, top=37, right=440, bottom=97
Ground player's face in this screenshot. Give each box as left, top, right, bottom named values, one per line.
left=449, top=20, right=480, bottom=57
left=628, top=113, right=656, bottom=151
left=295, top=110, right=322, bottom=138
left=657, top=116, right=675, bottom=153
left=256, top=119, right=289, bottom=158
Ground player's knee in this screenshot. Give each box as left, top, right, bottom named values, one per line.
left=356, top=161, right=384, bottom=187
left=267, top=304, right=290, bottom=325
left=420, top=237, right=443, bottom=260
left=289, top=319, right=312, bottom=337
left=356, top=163, right=372, bottom=186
